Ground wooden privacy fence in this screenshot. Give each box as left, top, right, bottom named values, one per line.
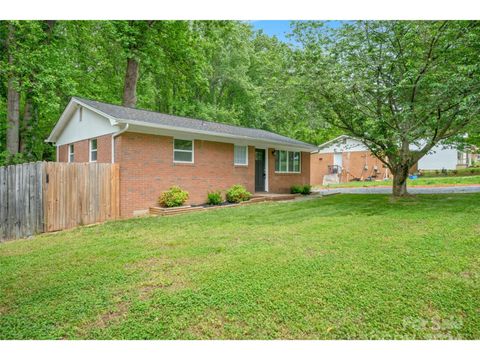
left=0, top=162, right=119, bottom=241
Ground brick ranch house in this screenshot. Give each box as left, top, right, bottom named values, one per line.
left=310, top=134, right=475, bottom=185
left=47, top=97, right=316, bottom=217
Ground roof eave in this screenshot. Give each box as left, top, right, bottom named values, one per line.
left=115, top=118, right=316, bottom=151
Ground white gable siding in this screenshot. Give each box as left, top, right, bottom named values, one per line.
left=418, top=145, right=458, bottom=170
left=55, top=107, right=119, bottom=146
left=318, top=137, right=368, bottom=154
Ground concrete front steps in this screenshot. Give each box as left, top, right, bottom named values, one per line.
left=149, top=193, right=299, bottom=217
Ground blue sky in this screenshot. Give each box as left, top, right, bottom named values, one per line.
left=250, top=20, right=295, bottom=42
left=250, top=20, right=343, bottom=43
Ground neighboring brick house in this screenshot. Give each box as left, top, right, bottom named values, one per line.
left=310, top=134, right=475, bottom=185
left=47, top=97, right=315, bottom=217
left=310, top=135, right=389, bottom=185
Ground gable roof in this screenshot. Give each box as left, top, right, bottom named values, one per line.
left=316, top=135, right=360, bottom=150
left=47, top=97, right=316, bottom=151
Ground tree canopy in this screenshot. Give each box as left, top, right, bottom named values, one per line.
left=293, top=20, right=480, bottom=195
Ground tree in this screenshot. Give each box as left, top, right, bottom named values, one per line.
left=112, top=21, right=198, bottom=109
left=294, top=21, right=480, bottom=196
left=112, top=21, right=156, bottom=108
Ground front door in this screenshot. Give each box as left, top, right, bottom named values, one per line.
left=255, top=149, right=266, bottom=192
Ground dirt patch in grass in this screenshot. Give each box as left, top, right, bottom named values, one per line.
left=95, top=302, right=130, bottom=329
left=188, top=309, right=250, bottom=339
left=303, top=247, right=336, bottom=259
left=76, top=300, right=131, bottom=338
left=188, top=309, right=228, bottom=339
left=125, top=256, right=195, bottom=298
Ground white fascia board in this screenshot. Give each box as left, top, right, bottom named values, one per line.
left=116, top=119, right=316, bottom=152
left=46, top=98, right=77, bottom=143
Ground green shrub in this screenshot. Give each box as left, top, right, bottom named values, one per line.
left=290, top=184, right=303, bottom=194
left=301, top=184, right=312, bottom=195
left=226, top=184, right=251, bottom=203
left=207, top=191, right=223, bottom=205
left=291, top=184, right=311, bottom=195
left=159, top=186, right=189, bottom=207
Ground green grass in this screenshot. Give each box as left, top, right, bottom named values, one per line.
left=1, top=194, right=479, bottom=339
left=317, top=175, right=480, bottom=188
left=422, top=167, right=480, bottom=177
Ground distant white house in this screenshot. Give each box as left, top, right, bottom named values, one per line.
left=414, top=143, right=474, bottom=171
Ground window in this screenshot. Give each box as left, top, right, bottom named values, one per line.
left=275, top=150, right=301, bottom=173
left=89, top=139, right=97, bottom=162
left=68, top=144, right=74, bottom=163
left=173, top=139, right=194, bottom=163
left=234, top=145, right=248, bottom=165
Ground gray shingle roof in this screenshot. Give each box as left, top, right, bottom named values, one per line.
left=74, top=97, right=316, bottom=150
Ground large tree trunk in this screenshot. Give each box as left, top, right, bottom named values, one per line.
left=20, top=95, right=33, bottom=154
left=392, top=166, right=409, bottom=197
left=7, top=81, right=20, bottom=154
left=6, top=22, right=20, bottom=155
left=122, top=57, right=139, bottom=108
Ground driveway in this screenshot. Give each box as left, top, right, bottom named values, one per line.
left=315, top=185, right=480, bottom=195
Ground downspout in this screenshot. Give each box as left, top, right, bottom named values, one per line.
left=111, top=124, right=129, bottom=163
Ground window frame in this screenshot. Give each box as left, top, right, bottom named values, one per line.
left=89, top=139, right=98, bottom=163
left=233, top=144, right=248, bottom=166
left=275, top=150, right=302, bottom=174
left=68, top=144, right=74, bottom=163
left=173, top=138, right=194, bottom=164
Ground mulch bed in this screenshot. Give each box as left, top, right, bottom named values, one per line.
left=149, top=194, right=300, bottom=216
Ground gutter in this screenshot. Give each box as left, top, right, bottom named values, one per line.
left=115, top=118, right=317, bottom=152
left=111, top=124, right=129, bottom=163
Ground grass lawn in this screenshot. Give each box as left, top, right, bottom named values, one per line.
left=316, top=175, right=480, bottom=188
left=1, top=194, right=479, bottom=339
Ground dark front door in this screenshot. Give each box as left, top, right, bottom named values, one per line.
left=255, top=149, right=266, bottom=192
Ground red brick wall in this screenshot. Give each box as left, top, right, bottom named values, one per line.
left=117, top=133, right=256, bottom=217
left=57, top=134, right=113, bottom=163
left=58, top=144, right=68, bottom=162
left=310, top=151, right=389, bottom=185
left=268, top=150, right=311, bottom=193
